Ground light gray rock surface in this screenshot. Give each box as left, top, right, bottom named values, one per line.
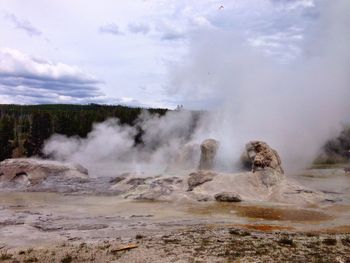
left=0, top=158, right=91, bottom=193
left=0, top=155, right=329, bottom=205
left=198, top=139, right=219, bottom=170
left=187, top=171, right=216, bottom=191
left=0, top=158, right=88, bottom=183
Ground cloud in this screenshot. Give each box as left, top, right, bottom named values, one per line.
left=98, top=23, right=123, bottom=35
left=0, top=48, right=104, bottom=104
left=161, top=32, right=185, bottom=41
left=271, top=0, right=315, bottom=10
left=156, top=21, right=187, bottom=41
left=0, top=0, right=324, bottom=108
left=185, top=0, right=317, bottom=63
left=4, top=13, right=42, bottom=37
left=128, top=22, right=150, bottom=34
left=149, top=3, right=214, bottom=42
left=247, top=27, right=303, bottom=61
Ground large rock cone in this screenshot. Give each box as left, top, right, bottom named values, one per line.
left=198, top=139, right=219, bottom=170
left=245, top=141, right=284, bottom=186
left=245, top=141, right=284, bottom=173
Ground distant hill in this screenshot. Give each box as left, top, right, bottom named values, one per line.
left=0, top=104, right=168, bottom=160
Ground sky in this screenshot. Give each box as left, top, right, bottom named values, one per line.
left=0, top=0, right=337, bottom=109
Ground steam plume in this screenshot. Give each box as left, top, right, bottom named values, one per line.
left=44, top=1, right=350, bottom=175
left=43, top=110, right=198, bottom=177
left=168, top=0, right=350, bottom=172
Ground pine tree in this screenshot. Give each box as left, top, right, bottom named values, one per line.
left=24, top=112, right=53, bottom=156
left=0, top=116, right=14, bottom=161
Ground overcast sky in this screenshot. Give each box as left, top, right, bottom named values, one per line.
left=0, top=0, right=324, bottom=108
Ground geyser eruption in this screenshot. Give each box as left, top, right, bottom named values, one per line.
left=43, top=110, right=200, bottom=177
left=43, top=0, right=350, bottom=176
left=168, top=0, right=350, bottom=172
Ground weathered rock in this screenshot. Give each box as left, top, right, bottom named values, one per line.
left=187, top=171, right=216, bottom=191
left=75, top=164, right=89, bottom=175
left=109, top=176, right=127, bottom=184
left=111, top=175, right=184, bottom=201
left=0, top=156, right=328, bottom=205
left=134, top=177, right=183, bottom=201
left=134, top=185, right=173, bottom=201
left=259, top=167, right=284, bottom=187
left=0, top=158, right=89, bottom=185
left=214, top=192, right=242, bottom=202
left=245, top=141, right=284, bottom=174
left=198, top=139, right=219, bottom=170
left=126, top=177, right=152, bottom=187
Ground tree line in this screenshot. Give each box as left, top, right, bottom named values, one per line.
left=0, top=104, right=168, bottom=161
left=1, top=103, right=347, bottom=164
left=317, top=124, right=350, bottom=164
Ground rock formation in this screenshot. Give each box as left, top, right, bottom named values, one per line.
left=198, top=139, right=219, bottom=170
left=245, top=141, right=284, bottom=174
left=0, top=158, right=88, bottom=185
left=0, top=151, right=330, bottom=205
left=187, top=171, right=216, bottom=191
left=214, top=192, right=242, bottom=202
left=111, top=174, right=184, bottom=201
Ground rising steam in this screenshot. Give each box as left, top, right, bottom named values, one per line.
left=169, top=0, right=350, bottom=172
left=44, top=1, right=350, bottom=176
left=43, top=110, right=199, bottom=177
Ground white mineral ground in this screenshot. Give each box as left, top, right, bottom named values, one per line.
left=0, top=144, right=350, bottom=262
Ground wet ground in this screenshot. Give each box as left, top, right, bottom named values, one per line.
left=0, top=167, right=350, bottom=262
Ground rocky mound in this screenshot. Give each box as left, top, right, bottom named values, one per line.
left=108, top=138, right=325, bottom=204
left=0, top=158, right=89, bottom=189
left=242, top=140, right=285, bottom=187
left=0, top=140, right=332, bottom=205
left=105, top=169, right=327, bottom=204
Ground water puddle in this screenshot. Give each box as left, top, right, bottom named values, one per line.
left=188, top=202, right=333, bottom=222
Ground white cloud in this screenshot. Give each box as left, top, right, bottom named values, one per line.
left=0, top=0, right=325, bottom=108
left=0, top=48, right=97, bottom=82
left=0, top=48, right=102, bottom=103
left=4, top=13, right=42, bottom=37
left=99, top=23, right=123, bottom=35
left=247, top=29, right=304, bottom=61
left=128, top=22, right=150, bottom=34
